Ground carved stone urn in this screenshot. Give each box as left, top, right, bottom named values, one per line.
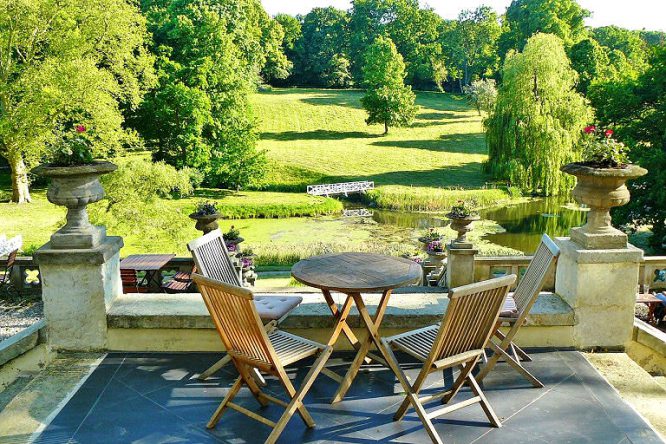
left=189, top=213, right=222, bottom=235
left=561, top=162, right=647, bottom=249
left=33, top=161, right=117, bottom=249
left=446, top=214, right=480, bottom=249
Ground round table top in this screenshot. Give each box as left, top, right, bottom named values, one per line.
left=291, top=252, right=422, bottom=293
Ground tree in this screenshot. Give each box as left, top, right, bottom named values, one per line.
left=569, top=38, right=611, bottom=94
left=499, top=0, right=589, bottom=57
left=349, top=0, right=445, bottom=88
left=485, top=33, right=593, bottom=196
left=444, top=6, right=501, bottom=89
left=293, top=7, right=350, bottom=87
left=137, top=0, right=267, bottom=190
left=464, top=79, right=498, bottom=115
left=600, top=47, right=666, bottom=249
left=273, top=13, right=302, bottom=85
left=592, top=26, right=648, bottom=77
left=0, top=0, right=154, bottom=203
left=361, top=36, right=417, bottom=135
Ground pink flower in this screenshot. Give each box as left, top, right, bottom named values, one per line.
left=605, top=129, right=614, bottom=138
left=75, top=125, right=86, bottom=133
left=584, top=125, right=596, bottom=134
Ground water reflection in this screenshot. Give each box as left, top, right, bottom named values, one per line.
left=372, top=210, right=449, bottom=229
left=480, top=197, right=586, bottom=253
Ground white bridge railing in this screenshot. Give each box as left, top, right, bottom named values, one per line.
left=307, top=181, right=374, bottom=197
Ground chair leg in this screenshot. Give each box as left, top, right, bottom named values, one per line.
left=487, top=341, right=543, bottom=388
left=466, top=371, right=501, bottom=428
left=207, top=376, right=243, bottom=429
left=238, top=364, right=269, bottom=407
left=494, top=329, right=531, bottom=362
left=266, top=347, right=333, bottom=444
left=198, top=355, right=231, bottom=381
left=409, top=392, right=444, bottom=444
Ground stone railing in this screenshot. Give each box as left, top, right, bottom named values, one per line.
left=474, top=256, right=555, bottom=292
left=4, top=254, right=664, bottom=295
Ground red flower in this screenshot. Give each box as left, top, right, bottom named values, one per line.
left=75, top=125, right=86, bottom=133
left=605, top=129, right=614, bottom=138
left=583, top=125, right=596, bottom=134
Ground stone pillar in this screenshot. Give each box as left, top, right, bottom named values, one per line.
left=555, top=238, right=642, bottom=350
left=446, top=245, right=478, bottom=289
left=34, top=236, right=123, bottom=351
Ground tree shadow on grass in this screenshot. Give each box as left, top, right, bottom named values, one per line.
left=299, top=92, right=364, bottom=109
left=191, top=189, right=235, bottom=199
left=371, top=132, right=486, bottom=154
left=417, top=111, right=458, bottom=120
left=260, top=130, right=380, bottom=141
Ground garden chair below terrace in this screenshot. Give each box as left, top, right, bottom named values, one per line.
left=0, top=249, right=18, bottom=296
left=188, top=229, right=303, bottom=381
left=476, top=234, right=560, bottom=388
left=381, top=274, right=516, bottom=444
left=192, top=274, right=332, bottom=444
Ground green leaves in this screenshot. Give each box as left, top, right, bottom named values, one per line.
left=361, top=36, right=417, bottom=134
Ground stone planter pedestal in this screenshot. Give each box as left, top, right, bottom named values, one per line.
left=189, top=213, right=222, bottom=235
left=33, top=161, right=122, bottom=351
left=561, top=163, right=647, bottom=250
left=447, top=214, right=480, bottom=249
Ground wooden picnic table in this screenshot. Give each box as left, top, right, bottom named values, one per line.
left=120, top=254, right=175, bottom=290
left=291, top=252, right=422, bottom=403
left=636, top=293, right=663, bottom=324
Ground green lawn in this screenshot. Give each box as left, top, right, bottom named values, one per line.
left=251, top=88, right=508, bottom=210
left=0, top=88, right=520, bottom=261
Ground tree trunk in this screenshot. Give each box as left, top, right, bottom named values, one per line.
left=384, top=121, right=389, bottom=135
left=10, top=155, right=32, bottom=204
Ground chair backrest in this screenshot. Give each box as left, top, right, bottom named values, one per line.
left=7, top=249, right=17, bottom=268
left=192, top=273, right=276, bottom=371
left=188, top=229, right=242, bottom=286
left=432, top=274, right=516, bottom=362
left=512, top=234, right=560, bottom=316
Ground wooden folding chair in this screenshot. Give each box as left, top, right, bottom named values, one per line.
left=188, top=229, right=302, bottom=381
left=381, top=274, right=516, bottom=444
left=0, top=249, right=18, bottom=296
left=476, top=234, right=560, bottom=388
left=192, top=274, right=332, bottom=444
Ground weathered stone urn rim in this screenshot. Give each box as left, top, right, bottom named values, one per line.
left=426, top=250, right=447, bottom=256
left=33, top=161, right=117, bottom=177
left=188, top=212, right=221, bottom=220
left=446, top=213, right=480, bottom=221
left=561, top=162, right=647, bottom=178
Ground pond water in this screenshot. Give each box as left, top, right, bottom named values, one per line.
left=344, top=197, right=587, bottom=254
left=479, top=197, right=586, bottom=253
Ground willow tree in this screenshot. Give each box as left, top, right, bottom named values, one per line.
left=485, top=33, right=593, bottom=196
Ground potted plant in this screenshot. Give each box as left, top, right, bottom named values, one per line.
left=32, top=124, right=117, bottom=249
left=446, top=200, right=480, bottom=248
left=189, top=201, right=222, bottom=235
left=561, top=125, right=647, bottom=249
left=425, top=240, right=447, bottom=268
left=237, top=249, right=256, bottom=286
left=223, top=226, right=244, bottom=247
left=418, top=228, right=443, bottom=246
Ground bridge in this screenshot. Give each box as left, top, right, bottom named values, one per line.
left=342, top=208, right=374, bottom=217
left=307, top=181, right=374, bottom=197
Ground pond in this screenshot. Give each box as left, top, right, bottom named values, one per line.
left=346, top=197, right=586, bottom=255
left=480, top=197, right=587, bottom=254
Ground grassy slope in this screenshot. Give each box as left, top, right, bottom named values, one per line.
left=252, top=88, right=508, bottom=210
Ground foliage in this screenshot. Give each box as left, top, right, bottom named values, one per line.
left=137, top=0, right=267, bottom=189
left=192, top=201, right=218, bottom=217
left=361, top=37, right=417, bottom=135
left=224, top=226, right=241, bottom=241
left=448, top=200, right=478, bottom=218
left=485, top=33, right=593, bottom=196
left=443, top=6, right=501, bottom=88
left=50, top=125, right=94, bottom=167
left=569, top=38, right=611, bottom=94
left=292, top=7, right=351, bottom=87
left=418, top=228, right=443, bottom=243
left=603, top=47, right=666, bottom=249
left=579, top=126, right=628, bottom=168
left=464, top=79, right=498, bottom=115
left=0, top=0, right=155, bottom=203
left=499, top=0, right=589, bottom=57
left=592, top=26, right=649, bottom=75
left=272, top=13, right=302, bottom=85
left=349, top=0, right=445, bottom=89
left=89, top=158, right=193, bottom=248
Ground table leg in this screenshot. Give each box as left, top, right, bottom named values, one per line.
left=322, top=289, right=360, bottom=347
left=331, top=290, right=392, bottom=404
